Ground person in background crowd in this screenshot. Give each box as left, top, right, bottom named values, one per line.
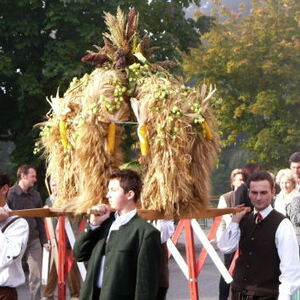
left=290, top=152, right=300, bottom=192
left=152, top=220, right=174, bottom=300
left=42, top=178, right=80, bottom=300
left=218, top=171, right=300, bottom=300
left=0, top=169, right=29, bottom=300
left=73, top=169, right=162, bottom=300
left=216, top=168, right=245, bottom=300
left=274, top=169, right=300, bottom=215
left=286, top=178, right=300, bottom=300
left=7, top=165, right=50, bottom=300
left=234, top=162, right=262, bottom=207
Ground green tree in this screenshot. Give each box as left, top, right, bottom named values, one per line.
left=1, top=0, right=210, bottom=172
left=182, top=0, right=300, bottom=170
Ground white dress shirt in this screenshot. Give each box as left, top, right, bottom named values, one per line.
left=0, top=204, right=29, bottom=287
left=218, top=205, right=300, bottom=300
left=91, top=209, right=137, bottom=288
left=151, top=220, right=174, bottom=243
left=216, top=193, right=234, bottom=242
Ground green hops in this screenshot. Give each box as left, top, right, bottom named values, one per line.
left=191, top=102, right=202, bottom=114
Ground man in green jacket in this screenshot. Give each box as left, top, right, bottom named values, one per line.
left=73, top=169, right=162, bottom=300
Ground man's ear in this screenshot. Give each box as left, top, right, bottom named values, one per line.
left=127, top=190, right=135, bottom=201
left=272, top=187, right=276, bottom=196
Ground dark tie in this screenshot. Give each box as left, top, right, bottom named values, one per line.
left=254, top=212, right=263, bottom=223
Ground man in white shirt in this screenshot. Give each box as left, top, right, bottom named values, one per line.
left=216, top=168, right=245, bottom=300
left=289, top=152, right=300, bottom=192
left=73, top=169, right=162, bottom=300
left=0, top=170, right=29, bottom=300
left=218, top=171, right=300, bottom=300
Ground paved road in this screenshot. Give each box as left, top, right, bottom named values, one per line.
left=167, top=219, right=221, bottom=300
left=167, top=250, right=221, bottom=300
left=18, top=219, right=224, bottom=300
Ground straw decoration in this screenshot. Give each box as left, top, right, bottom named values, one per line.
left=36, top=8, right=220, bottom=218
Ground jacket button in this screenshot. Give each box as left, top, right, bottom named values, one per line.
left=248, top=251, right=252, bottom=255
left=246, top=265, right=250, bottom=269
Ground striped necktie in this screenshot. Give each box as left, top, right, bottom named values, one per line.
left=254, top=212, right=263, bottom=223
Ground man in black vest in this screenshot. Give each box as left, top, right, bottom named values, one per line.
left=218, top=171, right=300, bottom=300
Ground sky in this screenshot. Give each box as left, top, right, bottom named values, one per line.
left=185, top=0, right=251, bottom=17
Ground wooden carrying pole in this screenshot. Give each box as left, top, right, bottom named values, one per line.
left=9, top=206, right=250, bottom=219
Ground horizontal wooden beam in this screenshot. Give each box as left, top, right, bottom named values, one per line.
left=9, top=206, right=251, bottom=220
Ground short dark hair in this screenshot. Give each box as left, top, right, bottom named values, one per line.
left=17, top=165, right=35, bottom=180
left=109, top=169, right=142, bottom=202
left=289, top=152, right=300, bottom=163
left=0, top=169, right=10, bottom=189
left=247, top=171, right=274, bottom=189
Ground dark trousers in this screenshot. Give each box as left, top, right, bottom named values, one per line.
left=0, top=287, right=18, bottom=300
left=219, top=252, right=235, bottom=300
left=156, top=287, right=168, bottom=300
left=231, top=289, right=277, bottom=300
left=92, top=287, right=167, bottom=300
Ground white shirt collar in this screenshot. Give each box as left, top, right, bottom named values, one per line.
left=253, top=204, right=272, bottom=219
left=113, top=209, right=137, bottom=228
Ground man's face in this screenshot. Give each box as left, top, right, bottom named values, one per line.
left=232, top=173, right=244, bottom=190
left=0, top=184, right=9, bottom=204
left=50, top=180, right=57, bottom=197
left=21, top=168, right=37, bottom=188
left=106, top=179, right=132, bottom=213
left=249, top=180, right=274, bottom=211
left=290, top=162, right=300, bottom=183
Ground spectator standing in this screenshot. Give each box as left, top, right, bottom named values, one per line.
left=218, top=171, right=300, bottom=299
left=274, top=169, right=300, bottom=215
left=216, top=168, right=245, bottom=300
left=0, top=169, right=29, bottom=300
left=286, top=187, right=300, bottom=300
left=73, top=169, right=162, bottom=300
left=290, top=152, right=300, bottom=192
left=152, top=220, right=174, bottom=300
left=7, top=165, right=49, bottom=300
left=42, top=178, right=80, bottom=300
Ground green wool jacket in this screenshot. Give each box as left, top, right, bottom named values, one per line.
left=73, top=213, right=162, bottom=300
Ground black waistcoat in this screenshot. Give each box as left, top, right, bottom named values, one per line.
left=232, top=210, right=285, bottom=296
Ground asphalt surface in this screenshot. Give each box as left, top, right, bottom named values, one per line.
left=167, top=219, right=220, bottom=300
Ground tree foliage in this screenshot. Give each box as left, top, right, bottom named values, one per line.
left=182, top=0, right=300, bottom=170
left=0, top=0, right=210, bottom=170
